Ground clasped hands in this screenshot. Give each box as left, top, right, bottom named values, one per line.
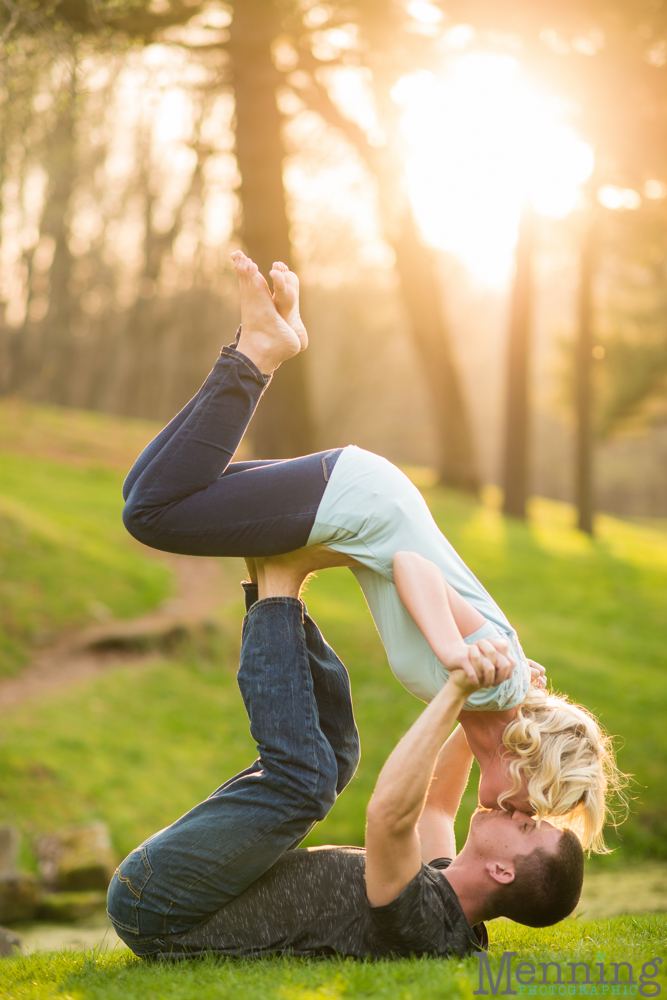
left=439, top=639, right=547, bottom=696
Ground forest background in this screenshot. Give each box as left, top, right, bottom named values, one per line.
left=1, top=1, right=667, bottom=990
left=2, top=0, right=667, bottom=521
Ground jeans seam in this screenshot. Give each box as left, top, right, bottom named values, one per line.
left=107, top=911, right=138, bottom=934
left=220, top=346, right=271, bottom=386
left=132, top=509, right=321, bottom=529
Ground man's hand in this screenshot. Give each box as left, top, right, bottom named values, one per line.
left=438, top=637, right=515, bottom=696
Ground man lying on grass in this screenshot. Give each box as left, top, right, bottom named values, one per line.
left=107, top=559, right=584, bottom=960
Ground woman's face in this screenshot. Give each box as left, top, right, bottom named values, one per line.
left=478, top=749, right=532, bottom=814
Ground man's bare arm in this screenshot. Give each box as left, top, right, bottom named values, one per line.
left=365, top=642, right=513, bottom=908
left=365, top=678, right=469, bottom=906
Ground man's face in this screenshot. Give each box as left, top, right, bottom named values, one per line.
left=468, top=808, right=562, bottom=863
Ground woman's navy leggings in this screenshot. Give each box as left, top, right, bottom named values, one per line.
left=122, top=344, right=341, bottom=558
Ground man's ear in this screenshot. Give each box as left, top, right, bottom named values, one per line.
left=486, top=861, right=515, bottom=885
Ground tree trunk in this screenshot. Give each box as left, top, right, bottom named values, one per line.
left=33, top=70, right=78, bottom=404
left=575, top=212, right=597, bottom=535
left=9, top=68, right=78, bottom=401
left=391, top=211, right=480, bottom=492
left=302, top=81, right=480, bottom=490
left=229, top=0, right=314, bottom=457
left=502, top=203, right=536, bottom=519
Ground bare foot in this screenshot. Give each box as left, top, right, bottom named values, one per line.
left=269, top=261, right=308, bottom=351
left=255, top=554, right=309, bottom=601
left=256, top=545, right=361, bottom=600
left=231, top=251, right=302, bottom=374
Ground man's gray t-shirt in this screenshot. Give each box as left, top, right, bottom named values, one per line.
left=157, top=846, right=487, bottom=960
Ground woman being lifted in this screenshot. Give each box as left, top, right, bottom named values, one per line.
left=122, top=251, right=624, bottom=854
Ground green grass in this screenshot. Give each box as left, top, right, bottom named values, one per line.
left=0, top=404, right=173, bottom=675
left=0, top=455, right=172, bottom=676
left=1, top=408, right=667, bottom=991
left=0, top=468, right=667, bottom=866
left=2, top=914, right=666, bottom=999
left=1, top=489, right=666, bottom=864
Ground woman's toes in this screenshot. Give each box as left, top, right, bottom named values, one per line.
left=270, top=267, right=287, bottom=290
left=231, top=250, right=259, bottom=277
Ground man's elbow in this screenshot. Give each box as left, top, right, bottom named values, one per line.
left=366, top=799, right=414, bottom=839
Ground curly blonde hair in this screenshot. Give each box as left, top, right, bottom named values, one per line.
left=496, top=686, right=628, bottom=853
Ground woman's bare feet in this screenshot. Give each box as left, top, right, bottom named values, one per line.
left=231, top=251, right=302, bottom=374
left=269, top=261, right=308, bottom=351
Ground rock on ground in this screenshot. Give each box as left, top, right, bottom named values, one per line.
left=0, top=875, right=42, bottom=923
left=0, top=825, right=20, bottom=877
left=35, top=822, right=116, bottom=892
left=0, top=925, right=22, bottom=957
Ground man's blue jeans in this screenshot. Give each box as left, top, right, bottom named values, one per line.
left=107, top=596, right=360, bottom=956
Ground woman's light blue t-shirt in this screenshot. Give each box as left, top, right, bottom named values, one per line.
left=308, top=446, right=529, bottom=709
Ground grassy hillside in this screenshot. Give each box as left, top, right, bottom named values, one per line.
left=1, top=403, right=666, bottom=994
left=1, top=402, right=666, bottom=852
left=0, top=401, right=172, bottom=675
left=0, top=475, right=666, bottom=861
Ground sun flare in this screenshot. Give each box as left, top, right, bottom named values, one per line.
left=393, top=54, right=594, bottom=287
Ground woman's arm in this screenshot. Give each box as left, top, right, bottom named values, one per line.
left=393, top=551, right=513, bottom=679
left=416, top=724, right=474, bottom=863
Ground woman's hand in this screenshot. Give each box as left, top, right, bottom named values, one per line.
left=440, top=638, right=515, bottom=696
left=528, top=658, right=547, bottom=689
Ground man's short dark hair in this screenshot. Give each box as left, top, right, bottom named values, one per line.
left=489, top=829, right=584, bottom=927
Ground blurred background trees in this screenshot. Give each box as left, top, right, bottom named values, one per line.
left=1, top=0, right=666, bottom=518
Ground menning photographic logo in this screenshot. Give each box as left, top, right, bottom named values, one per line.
left=474, top=951, right=663, bottom=996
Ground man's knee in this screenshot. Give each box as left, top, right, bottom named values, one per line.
left=335, top=734, right=361, bottom=795
left=312, top=741, right=340, bottom=818
left=282, top=740, right=339, bottom=822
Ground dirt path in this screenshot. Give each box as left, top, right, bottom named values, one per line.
left=0, top=554, right=243, bottom=713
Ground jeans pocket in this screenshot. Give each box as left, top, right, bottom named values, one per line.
left=107, top=847, right=153, bottom=936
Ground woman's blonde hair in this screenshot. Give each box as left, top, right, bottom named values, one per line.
left=497, top=686, right=629, bottom=853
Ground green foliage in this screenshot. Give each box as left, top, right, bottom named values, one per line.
left=0, top=452, right=172, bottom=676
left=2, top=914, right=666, bottom=999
